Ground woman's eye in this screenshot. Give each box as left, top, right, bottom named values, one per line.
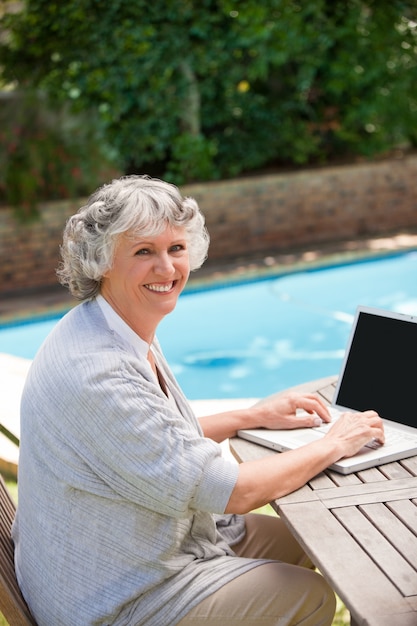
left=135, top=248, right=150, bottom=255
left=171, top=244, right=185, bottom=252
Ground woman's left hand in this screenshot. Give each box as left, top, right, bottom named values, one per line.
left=251, top=392, right=332, bottom=430
left=199, top=391, right=332, bottom=442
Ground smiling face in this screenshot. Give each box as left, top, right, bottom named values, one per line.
left=100, top=224, right=190, bottom=342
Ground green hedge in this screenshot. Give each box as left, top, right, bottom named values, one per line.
left=1, top=1, right=416, bottom=197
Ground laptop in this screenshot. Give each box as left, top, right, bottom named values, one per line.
left=238, top=305, right=417, bottom=474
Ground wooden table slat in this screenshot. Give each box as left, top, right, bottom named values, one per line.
left=321, top=484, right=417, bottom=509
left=277, top=501, right=412, bottom=626
left=385, top=499, right=417, bottom=534
left=375, top=612, right=417, bottom=626
left=355, top=466, right=391, bottom=482
left=401, top=457, right=417, bottom=475
left=306, top=472, right=337, bottom=490
left=377, top=461, right=416, bottom=480
left=359, top=502, right=417, bottom=569
left=321, top=470, right=363, bottom=487
left=230, top=437, right=276, bottom=464
left=278, top=476, right=417, bottom=507
left=333, top=506, right=417, bottom=597
left=407, top=596, right=417, bottom=611
left=316, top=383, right=337, bottom=403
left=317, top=476, right=417, bottom=500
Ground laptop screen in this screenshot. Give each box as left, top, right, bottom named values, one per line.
left=334, top=310, right=417, bottom=428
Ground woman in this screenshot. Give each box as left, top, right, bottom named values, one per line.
left=12, top=175, right=384, bottom=625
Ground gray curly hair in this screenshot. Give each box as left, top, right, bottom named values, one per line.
left=57, top=175, right=210, bottom=300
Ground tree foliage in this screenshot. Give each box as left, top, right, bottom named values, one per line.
left=1, top=0, right=417, bottom=187
left=0, top=90, right=118, bottom=219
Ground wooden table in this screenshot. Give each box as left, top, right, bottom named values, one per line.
left=229, top=376, right=417, bottom=626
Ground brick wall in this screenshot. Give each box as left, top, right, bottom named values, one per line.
left=189, top=154, right=417, bottom=263
left=1, top=155, right=416, bottom=296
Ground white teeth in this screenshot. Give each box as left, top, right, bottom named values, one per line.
left=145, top=282, right=173, bottom=292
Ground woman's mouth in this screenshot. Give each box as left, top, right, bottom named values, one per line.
left=144, top=281, right=176, bottom=293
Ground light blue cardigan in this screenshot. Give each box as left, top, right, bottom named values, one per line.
left=12, top=299, right=264, bottom=625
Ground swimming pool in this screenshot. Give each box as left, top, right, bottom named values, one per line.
left=1, top=251, right=417, bottom=400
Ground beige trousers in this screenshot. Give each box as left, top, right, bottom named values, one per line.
left=177, top=513, right=336, bottom=625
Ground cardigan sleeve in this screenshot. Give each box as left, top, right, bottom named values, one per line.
left=26, top=335, right=240, bottom=517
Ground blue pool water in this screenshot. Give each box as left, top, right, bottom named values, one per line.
left=1, top=252, right=417, bottom=400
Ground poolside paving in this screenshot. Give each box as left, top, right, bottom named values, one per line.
left=0, top=353, right=31, bottom=476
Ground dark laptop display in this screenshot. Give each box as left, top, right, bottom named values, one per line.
left=334, top=311, right=417, bottom=428
left=238, top=306, right=417, bottom=474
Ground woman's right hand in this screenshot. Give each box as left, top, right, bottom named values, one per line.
left=226, top=408, right=385, bottom=515
left=324, top=410, right=385, bottom=458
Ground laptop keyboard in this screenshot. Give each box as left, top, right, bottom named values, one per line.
left=382, top=425, right=417, bottom=447
left=313, top=410, right=417, bottom=449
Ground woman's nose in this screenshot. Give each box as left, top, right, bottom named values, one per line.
left=154, top=252, right=175, bottom=275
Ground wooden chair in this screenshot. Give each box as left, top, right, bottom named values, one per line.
left=0, top=475, right=37, bottom=625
